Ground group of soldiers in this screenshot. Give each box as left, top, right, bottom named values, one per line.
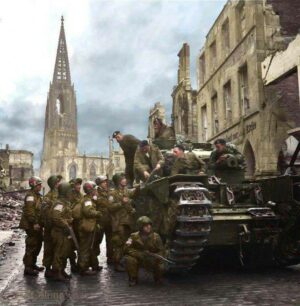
left=19, top=173, right=164, bottom=286
left=19, top=121, right=242, bottom=286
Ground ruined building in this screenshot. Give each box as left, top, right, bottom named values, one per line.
left=148, top=102, right=166, bottom=140
left=195, top=0, right=300, bottom=178
left=40, top=17, right=124, bottom=182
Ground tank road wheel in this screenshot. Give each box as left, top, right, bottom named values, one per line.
left=166, top=183, right=212, bottom=273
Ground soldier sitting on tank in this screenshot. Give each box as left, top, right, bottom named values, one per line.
left=124, top=216, right=165, bottom=286
left=134, top=140, right=165, bottom=182
left=112, top=131, right=140, bottom=187
left=171, top=144, right=206, bottom=176
left=208, top=139, right=244, bottom=172
left=152, top=117, right=175, bottom=149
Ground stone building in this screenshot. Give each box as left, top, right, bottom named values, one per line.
left=148, top=102, right=166, bottom=140
left=172, top=43, right=198, bottom=142
left=40, top=17, right=124, bottom=182
left=0, top=145, right=33, bottom=189
left=196, top=0, right=300, bottom=178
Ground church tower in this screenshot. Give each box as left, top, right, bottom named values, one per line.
left=40, top=16, right=78, bottom=179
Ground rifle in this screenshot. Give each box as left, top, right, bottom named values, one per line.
left=67, top=225, right=79, bottom=251
left=145, top=251, right=175, bottom=265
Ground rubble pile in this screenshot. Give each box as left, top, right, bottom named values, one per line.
left=0, top=193, right=24, bottom=230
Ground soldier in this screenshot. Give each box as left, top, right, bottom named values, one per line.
left=95, top=175, right=113, bottom=264
left=171, top=144, right=206, bottom=176
left=69, top=177, right=83, bottom=272
left=134, top=140, right=165, bottom=182
left=78, top=181, right=102, bottom=276
left=19, top=176, right=44, bottom=276
left=112, top=131, right=140, bottom=186
left=42, top=175, right=62, bottom=278
left=51, top=182, right=74, bottom=281
left=124, top=216, right=164, bottom=286
left=153, top=117, right=175, bottom=148
left=208, top=139, right=244, bottom=172
left=109, top=173, right=137, bottom=272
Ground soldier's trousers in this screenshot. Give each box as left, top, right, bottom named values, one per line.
left=42, top=227, right=53, bottom=269
left=51, top=228, right=72, bottom=271
left=125, top=255, right=164, bottom=280
left=78, top=230, right=99, bottom=271
left=23, top=229, right=43, bottom=268
left=111, top=225, right=131, bottom=264
left=97, top=225, right=113, bottom=262
left=125, top=160, right=135, bottom=186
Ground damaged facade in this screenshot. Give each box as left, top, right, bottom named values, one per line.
left=148, top=102, right=166, bottom=140
left=150, top=0, right=300, bottom=178
left=40, top=17, right=124, bottom=182
left=0, top=145, right=33, bottom=189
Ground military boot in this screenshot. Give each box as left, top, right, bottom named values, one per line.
left=62, top=270, right=72, bottom=279
left=128, top=277, right=138, bottom=287
left=92, top=265, right=103, bottom=272
left=80, top=270, right=97, bottom=276
left=53, top=270, right=69, bottom=282
left=44, top=268, right=55, bottom=279
left=33, top=265, right=44, bottom=272
left=24, top=267, right=38, bottom=276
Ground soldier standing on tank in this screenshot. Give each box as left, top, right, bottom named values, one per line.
left=42, top=175, right=62, bottom=278
left=134, top=140, right=165, bottom=182
left=171, top=144, right=206, bottom=176
left=51, top=182, right=74, bottom=281
left=153, top=118, right=175, bottom=147
left=78, top=181, right=103, bottom=276
left=208, top=139, right=244, bottom=172
left=112, top=131, right=140, bottom=186
left=124, top=216, right=165, bottom=286
left=109, top=173, right=138, bottom=272
left=95, top=175, right=114, bottom=264
left=19, top=176, right=44, bottom=276
left=68, top=178, right=83, bottom=273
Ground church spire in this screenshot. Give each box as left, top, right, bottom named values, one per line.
left=52, top=16, right=71, bottom=84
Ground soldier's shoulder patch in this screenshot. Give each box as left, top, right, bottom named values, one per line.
left=84, top=201, right=92, bottom=207
left=54, top=204, right=63, bottom=211
left=26, top=196, right=34, bottom=202
left=125, top=238, right=132, bottom=246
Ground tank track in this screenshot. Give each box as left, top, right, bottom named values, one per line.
left=167, top=183, right=212, bottom=273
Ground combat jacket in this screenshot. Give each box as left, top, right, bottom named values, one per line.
left=118, top=134, right=140, bottom=165
left=155, top=125, right=175, bottom=141
left=134, top=144, right=165, bottom=177
left=124, top=231, right=164, bottom=260
left=171, top=152, right=206, bottom=176
left=51, top=199, right=73, bottom=233
left=79, top=194, right=102, bottom=233
left=19, top=190, right=42, bottom=230
left=70, top=189, right=84, bottom=209
left=96, top=186, right=111, bottom=227
left=208, top=144, right=244, bottom=169
left=108, top=187, right=136, bottom=232
left=41, top=189, right=58, bottom=229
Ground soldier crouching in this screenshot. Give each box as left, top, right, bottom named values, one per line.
left=51, top=182, right=74, bottom=281
left=19, top=176, right=44, bottom=276
left=124, top=216, right=165, bottom=286
left=78, top=181, right=102, bottom=276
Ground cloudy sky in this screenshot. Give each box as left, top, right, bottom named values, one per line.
left=0, top=0, right=226, bottom=169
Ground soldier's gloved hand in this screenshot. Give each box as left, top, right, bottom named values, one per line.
left=33, top=224, right=41, bottom=231
left=155, top=164, right=161, bottom=171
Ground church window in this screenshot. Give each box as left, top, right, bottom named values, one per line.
left=69, top=164, right=77, bottom=180
left=90, top=164, right=97, bottom=180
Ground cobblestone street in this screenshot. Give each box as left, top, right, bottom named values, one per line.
left=1, top=234, right=300, bottom=306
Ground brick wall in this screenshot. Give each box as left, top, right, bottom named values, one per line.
left=267, top=0, right=300, bottom=36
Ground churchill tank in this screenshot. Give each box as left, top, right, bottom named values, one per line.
left=133, top=134, right=300, bottom=273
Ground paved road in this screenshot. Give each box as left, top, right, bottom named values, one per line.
left=1, top=234, right=300, bottom=306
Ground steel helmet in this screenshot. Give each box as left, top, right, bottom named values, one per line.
left=83, top=181, right=97, bottom=194
left=29, top=176, right=42, bottom=188
left=47, top=175, right=61, bottom=189
left=112, top=173, right=125, bottom=187
left=137, top=216, right=153, bottom=230
left=58, top=182, right=72, bottom=197
left=95, top=175, right=108, bottom=186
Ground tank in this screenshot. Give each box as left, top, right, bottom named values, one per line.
left=134, top=136, right=300, bottom=273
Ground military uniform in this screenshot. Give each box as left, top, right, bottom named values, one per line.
left=124, top=217, right=164, bottom=285
left=41, top=189, right=58, bottom=271
left=153, top=124, right=176, bottom=149
left=96, top=186, right=113, bottom=263
left=51, top=198, right=73, bottom=280
left=134, top=144, right=165, bottom=182
left=171, top=152, right=205, bottom=176
left=108, top=187, right=136, bottom=269
left=19, top=189, right=43, bottom=272
left=78, top=194, right=102, bottom=272
left=118, top=134, right=140, bottom=185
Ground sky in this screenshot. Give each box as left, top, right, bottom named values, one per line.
left=0, top=0, right=227, bottom=169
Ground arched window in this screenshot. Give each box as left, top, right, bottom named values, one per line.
left=56, top=96, right=64, bottom=115
left=69, top=164, right=77, bottom=180
left=90, top=163, right=97, bottom=180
